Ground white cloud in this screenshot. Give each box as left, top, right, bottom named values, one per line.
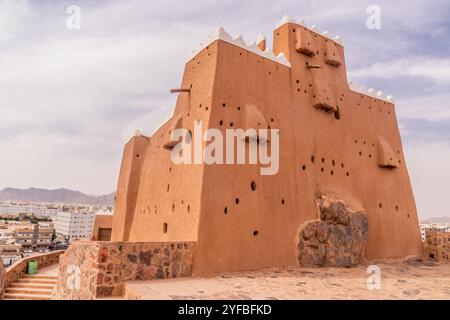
left=349, top=57, right=450, bottom=84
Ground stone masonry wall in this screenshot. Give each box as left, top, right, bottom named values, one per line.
left=4, top=250, right=64, bottom=289
left=55, top=241, right=196, bottom=300
left=0, top=260, right=5, bottom=299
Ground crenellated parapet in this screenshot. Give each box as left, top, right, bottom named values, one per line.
left=189, top=26, right=291, bottom=67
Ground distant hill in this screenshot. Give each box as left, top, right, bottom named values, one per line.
left=0, top=187, right=114, bottom=206
left=422, top=216, right=450, bottom=224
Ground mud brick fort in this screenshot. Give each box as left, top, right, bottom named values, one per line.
left=110, top=14, right=423, bottom=274
left=2, top=15, right=424, bottom=299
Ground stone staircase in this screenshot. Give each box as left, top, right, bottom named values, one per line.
left=3, top=275, right=57, bottom=300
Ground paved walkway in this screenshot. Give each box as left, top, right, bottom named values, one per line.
left=36, top=264, right=59, bottom=277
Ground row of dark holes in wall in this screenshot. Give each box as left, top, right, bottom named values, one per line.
left=161, top=222, right=259, bottom=237
left=141, top=203, right=191, bottom=215
left=304, top=156, right=350, bottom=176
left=224, top=180, right=285, bottom=216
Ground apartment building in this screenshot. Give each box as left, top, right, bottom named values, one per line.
left=14, top=223, right=54, bottom=252
left=55, top=210, right=95, bottom=243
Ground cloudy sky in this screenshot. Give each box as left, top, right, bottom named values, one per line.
left=0, top=0, right=449, bottom=218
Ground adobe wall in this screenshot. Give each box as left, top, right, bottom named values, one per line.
left=55, top=241, right=195, bottom=299
left=92, top=214, right=113, bottom=241
left=111, top=135, right=150, bottom=241
left=112, top=21, right=423, bottom=275
left=112, top=39, right=219, bottom=244
left=4, top=250, right=64, bottom=288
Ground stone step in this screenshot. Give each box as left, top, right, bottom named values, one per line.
left=9, top=282, right=55, bottom=290
left=3, top=292, right=52, bottom=300
left=6, top=287, right=53, bottom=295
left=17, top=278, right=57, bottom=285
left=23, top=275, right=57, bottom=280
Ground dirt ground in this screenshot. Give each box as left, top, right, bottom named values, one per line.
left=124, top=260, right=450, bottom=300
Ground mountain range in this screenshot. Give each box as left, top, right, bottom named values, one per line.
left=422, top=216, right=450, bottom=224
left=0, top=187, right=114, bottom=206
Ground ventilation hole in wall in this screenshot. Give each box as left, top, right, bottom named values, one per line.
left=269, top=71, right=272, bottom=75
left=251, top=181, right=257, bottom=191
left=369, top=154, right=372, bottom=158
left=253, top=230, right=259, bottom=236
left=237, top=106, right=241, bottom=111
left=359, top=151, right=362, bottom=156
left=222, top=103, right=226, bottom=107
left=224, top=207, right=228, bottom=214
left=136, top=154, right=140, bottom=158
left=219, top=120, right=223, bottom=126
left=163, top=223, right=168, bottom=233
left=321, top=167, right=324, bottom=172
left=321, top=158, right=325, bottom=163
left=363, top=140, right=366, bottom=145
left=311, top=156, right=315, bottom=163
left=271, top=118, right=274, bottom=122
left=309, top=83, right=312, bottom=87
left=334, top=107, right=341, bottom=120
left=187, top=205, right=190, bottom=213
left=372, top=143, right=375, bottom=147
left=230, top=122, right=234, bottom=127
left=355, top=140, right=358, bottom=144
left=379, top=203, right=383, bottom=209
left=346, top=172, right=350, bottom=177
left=205, top=107, right=209, bottom=110
left=330, top=170, right=334, bottom=176
left=172, top=204, right=175, bottom=212
left=296, top=79, right=299, bottom=84
left=398, top=160, right=402, bottom=164
left=407, top=214, right=410, bottom=218
left=181, top=200, right=184, bottom=204
left=235, top=198, right=240, bottom=205
left=332, top=160, right=335, bottom=166
left=167, top=184, right=170, bottom=192
left=199, top=104, right=202, bottom=108
left=395, top=205, right=399, bottom=211
left=304, top=90, right=307, bottom=94
left=397, top=150, right=400, bottom=154
left=341, top=163, right=345, bottom=168
left=281, top=199, right=285, bottom=205
left=302, top=165, right=306, bottom=171
left=239, top=52, right=242, bottom=56
left=297, top=88, right=301, bottom=92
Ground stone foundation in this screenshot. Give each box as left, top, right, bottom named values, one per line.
left=55, top=241, right=196, bottom=300
left=0, top=260, right=5, bottom=299
left=298, top=193, right=368, bottom=267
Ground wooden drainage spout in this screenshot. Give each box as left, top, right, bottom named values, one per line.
left=306, top=63, right=322, bottom=69
left=170, top=88, right=191, bottom=93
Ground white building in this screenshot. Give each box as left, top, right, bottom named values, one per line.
left=0, top=202, right=60, bottom=220
left=419, top=223, right=450, bottom=241
left=55, top=210, right=95, bottom=243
